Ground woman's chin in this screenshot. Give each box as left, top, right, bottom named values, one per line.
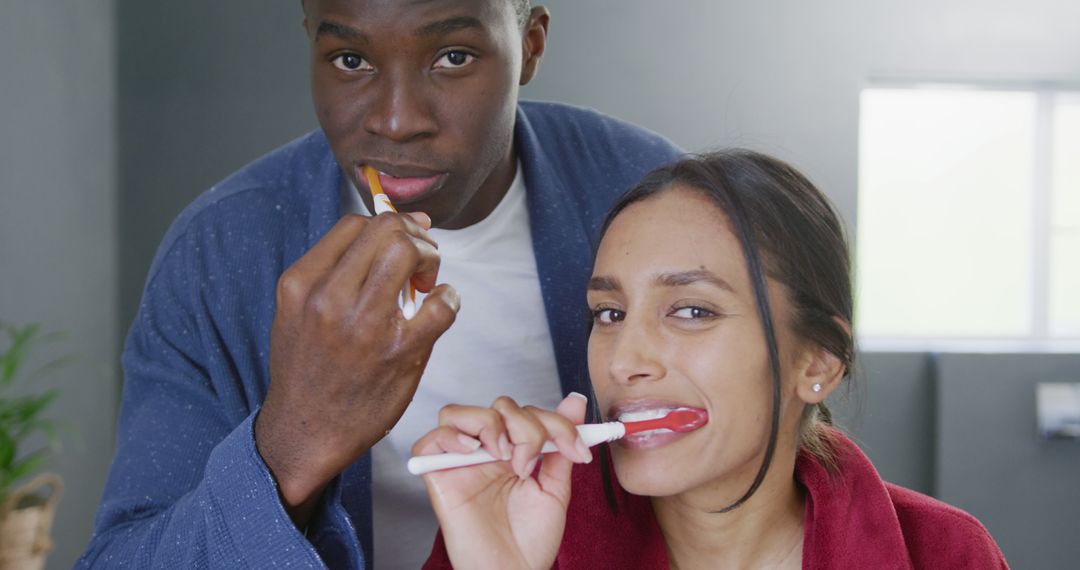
left=612, top=454, right=696, bottom=497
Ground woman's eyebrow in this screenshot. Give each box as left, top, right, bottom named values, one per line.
left=587, top=276, right=621, bottom=292
left=655, top=270, right=735, bottom=293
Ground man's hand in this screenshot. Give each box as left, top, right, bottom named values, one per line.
left=255, top=212, right=459, bottom=527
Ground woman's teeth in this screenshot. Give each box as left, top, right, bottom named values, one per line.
left=617, top=408, right=678, bottom=423
left=634, top=428, right=674, bottom=436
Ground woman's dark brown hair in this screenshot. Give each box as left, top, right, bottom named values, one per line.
left=588, top=149, right=854, bottom=513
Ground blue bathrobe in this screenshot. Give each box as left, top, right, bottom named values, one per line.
left=78, top=101, right=682, bottom=569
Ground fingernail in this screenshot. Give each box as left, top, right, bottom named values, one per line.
left=498, top=433, right=513, bottom=461
left=456, top=433, right=482, bottom=451
left=568, top=392, right=588, bottom=402
left=575, top=437, right=593, bottom=463
left=444, top=286, right=461, bottom=313
left=520, top=456, right=539, bottom=479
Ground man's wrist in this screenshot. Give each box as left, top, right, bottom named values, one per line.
left=254, top=410, right=330, bottom=526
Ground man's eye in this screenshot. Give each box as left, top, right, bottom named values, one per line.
left=434, top=51, right=475, bottom=69
left=332, top=54, right=372, bottom=72
left=670, top=306, right=716, bottom=320
left=593, top=308, right=625, bottom=325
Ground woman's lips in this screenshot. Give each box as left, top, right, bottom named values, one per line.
left=356, top=164, right=447, bottom=204
left=618, top=429, right=696, bottom=450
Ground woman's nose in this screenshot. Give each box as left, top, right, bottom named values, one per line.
left=607, top=317, right=666, bottom=386
left=362, top=72, right=438, bottom=143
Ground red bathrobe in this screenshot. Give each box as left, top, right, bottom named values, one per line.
left=424, top=429, right=1008, bottom=569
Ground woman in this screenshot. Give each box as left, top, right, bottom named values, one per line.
left=412, top=151, right=1007, bottom=569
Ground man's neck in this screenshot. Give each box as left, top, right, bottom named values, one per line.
left=438, top=144, right=519, bottom=230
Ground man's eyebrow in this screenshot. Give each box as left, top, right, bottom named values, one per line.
left=416, top=16, right=484, bottom=38
left=316, top=20, right=369, bottom=43
left=587, top=276, right=621, bottom=292
left=656, top=270, right=735, bottom=293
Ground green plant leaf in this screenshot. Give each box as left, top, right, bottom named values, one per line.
left=0, top=428, right=14, bottom=469
left=0, top=392, right=58, bottom=428
left=15, top=419, right=60, bottom=451
left=0, top=320, right=67, bottom=494
left=7, top=450, right=46, bottom=485
left=1, top=322, right=41, bottom=386
left=16, top=390, right=58, bottom=423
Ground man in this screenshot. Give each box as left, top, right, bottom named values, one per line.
left=80, top=0, right=681, bottom=568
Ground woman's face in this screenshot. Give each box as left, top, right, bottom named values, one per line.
left=587, top=185, right=804, bottom=500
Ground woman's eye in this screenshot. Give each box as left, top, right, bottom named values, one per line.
left=592, top=308, right=625, bottom=325
left=434, top=51, right=475, bottom=69
left=670, top=306, right=716, bottom=320
left=331, top=53, right=372, bottom=72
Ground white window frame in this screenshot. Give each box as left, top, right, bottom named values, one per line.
left=856, top=80, right=1080, bottom=354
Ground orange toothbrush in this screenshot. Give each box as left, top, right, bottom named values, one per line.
left=362, top=166, right=419, bottom=319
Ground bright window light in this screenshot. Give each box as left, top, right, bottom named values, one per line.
left=856, top=85, right=1079, bottom=349
left=1050, top=94, right=1080, bottom=336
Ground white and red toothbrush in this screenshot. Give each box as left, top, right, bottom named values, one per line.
left=407, top=408, right=708, bottom=475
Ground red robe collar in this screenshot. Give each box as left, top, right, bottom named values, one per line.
left=426, top=429, right=1006, bottom=569
left=551, top=430, right=914, bottom=569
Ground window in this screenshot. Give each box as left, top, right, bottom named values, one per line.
left=856, top=84, right=1080, bottom=350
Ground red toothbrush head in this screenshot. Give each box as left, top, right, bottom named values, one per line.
left=621, top=408, right=709, bottom=436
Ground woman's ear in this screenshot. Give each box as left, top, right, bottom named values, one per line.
left=794, top=317, right=850, bottom=404
left=795, top=346, right=845, bottom=404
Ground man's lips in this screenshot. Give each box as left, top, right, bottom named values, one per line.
left=356, top=163, right=447, bottom=205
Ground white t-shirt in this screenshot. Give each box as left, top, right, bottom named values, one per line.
left=340, top=165, right=564, bottom=570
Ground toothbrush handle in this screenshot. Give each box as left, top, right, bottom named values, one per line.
left=371, top=195, right=419, bottom=319
left=371, top=193, right=397, bottom=216
left=407, top=422, right=625, bottom=476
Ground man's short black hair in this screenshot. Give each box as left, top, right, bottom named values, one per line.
left=301, top=0, right=532, bottom=28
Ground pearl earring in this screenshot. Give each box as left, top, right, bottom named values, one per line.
left=812, top=383, right=822, bottom=393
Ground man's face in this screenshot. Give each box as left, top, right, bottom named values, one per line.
left=304, top=0, right=545, bottom=228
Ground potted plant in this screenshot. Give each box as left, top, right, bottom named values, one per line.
left=0, top=321, right=68, bottom=570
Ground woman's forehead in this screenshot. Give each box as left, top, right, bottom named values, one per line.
left=594, top=187, right=747, bottom=285
left=602, top=188, right=734, bottom=252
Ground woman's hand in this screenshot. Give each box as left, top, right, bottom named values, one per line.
left=413, top=393, right=593, bottom=570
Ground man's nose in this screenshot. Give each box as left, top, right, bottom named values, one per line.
left=608, top=317, right=666, bottom=386
left=362, top=72, right=438, bottom=143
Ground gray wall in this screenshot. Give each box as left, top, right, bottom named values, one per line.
left=937, top=354, right=1080, bottom=569
left=117, top=0, right=315, bottom=331
left=528, top=0, right=1080, bottom=231
left=0, top=1, right=117, bottom=569
left=832, top=353, right=936, bottom=495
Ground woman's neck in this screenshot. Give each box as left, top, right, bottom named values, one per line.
left=651, top=449, right=805, bottom=570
